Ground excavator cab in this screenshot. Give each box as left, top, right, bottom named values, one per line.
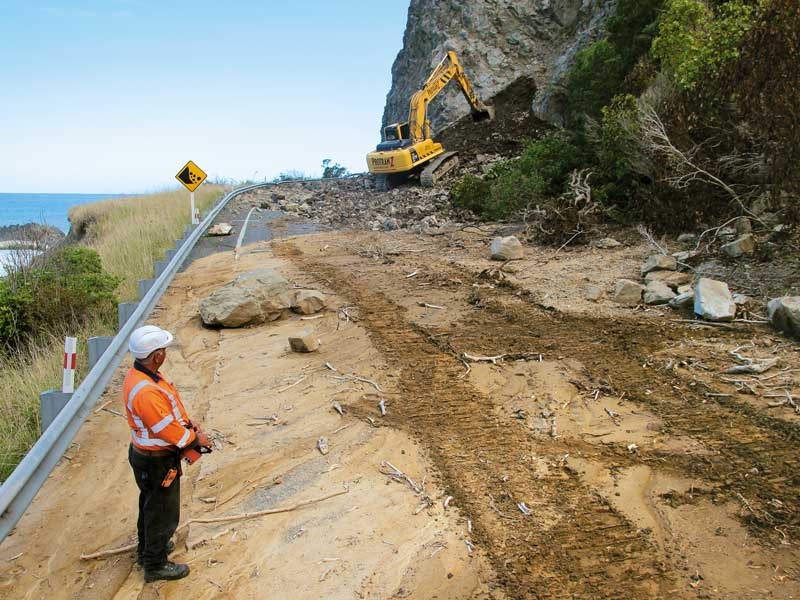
left=376, top=122, right=412, bottom=151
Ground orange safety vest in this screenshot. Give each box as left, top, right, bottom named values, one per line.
left=122, top=365, right=196, bottom=451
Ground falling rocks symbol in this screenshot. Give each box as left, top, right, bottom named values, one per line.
left=178, top=167, right=195, bottom=186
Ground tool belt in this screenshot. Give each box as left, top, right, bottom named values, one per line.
left=130, top=444, right=176, bottom=458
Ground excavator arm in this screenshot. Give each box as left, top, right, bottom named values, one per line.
left=407, top=50, right=493, bottom=142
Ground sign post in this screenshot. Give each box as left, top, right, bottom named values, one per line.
left=62, top=336, right=77, bottom=394
left=175, top=160, right=207, bottom=225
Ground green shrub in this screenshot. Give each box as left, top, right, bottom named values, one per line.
left=451, top=133, right=582, bottom=220
left=451, top=174, right=492, bottom=216
left=652, top=0, right=757, bottom=90
left=0, top=246, right=120, bottom=351
left=565, top=0, right=664, bottom=123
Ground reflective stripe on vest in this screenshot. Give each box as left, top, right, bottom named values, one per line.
left=127, top=378, right=190, bottom=448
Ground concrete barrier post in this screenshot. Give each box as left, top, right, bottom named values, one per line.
left=88, top=336, right=114, bottom=370
left=174, top=239, right=183, bottom=249
left=154, top=260, right=166, bottom=277
left=40, top=391, right=72, bottom=432
left=138, top=279, right=155, bottom=300
left=118, top=302, right=139, bottom=331
left=165, top=248, right=177, bottom=262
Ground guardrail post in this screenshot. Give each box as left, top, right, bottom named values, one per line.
left=138, top=279, right=155, bottom=300
left=88, top=336, right=114, bottom=370
left=118, top=302, right=139, bottom=331
left=40, top=391, right=72, bottom=432
left=154, top=260, right=166, bottom=277
left=174, top=238, right=183, bottom=249
left=166, top=248, right=177, bottom=262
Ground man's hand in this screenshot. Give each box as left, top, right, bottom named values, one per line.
left=195, top=430, right=211, bottom=448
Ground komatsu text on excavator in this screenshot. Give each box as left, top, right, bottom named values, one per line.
left=367, top=50, right=494, bottom=191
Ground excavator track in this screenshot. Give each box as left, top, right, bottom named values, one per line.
left=420, top=151, right=459, bottom=187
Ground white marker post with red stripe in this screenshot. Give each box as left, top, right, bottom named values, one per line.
left=62, top=337, right=77, bottom=394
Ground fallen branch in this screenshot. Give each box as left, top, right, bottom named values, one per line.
left=80, top=488, right=349, bottom=560
left=417, top=302, right=445, bottom=310
left=276, top=375, right=307, bottom=393
left=463, top=352, right=506, bottom=364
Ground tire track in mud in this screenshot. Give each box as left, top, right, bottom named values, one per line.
left=467, top=299, right=800, bottom=543
left=281, top=244, right=674, bottom=600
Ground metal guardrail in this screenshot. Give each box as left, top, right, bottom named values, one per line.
left=0, top=181, right=276, bottom=543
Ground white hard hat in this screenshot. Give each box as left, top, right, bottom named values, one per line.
left=129, top=325, right=174, bottom=359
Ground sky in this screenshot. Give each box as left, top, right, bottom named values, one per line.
left=0, top=1, right=409, bottom=193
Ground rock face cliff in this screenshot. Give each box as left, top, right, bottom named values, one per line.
left=382, top=0, right=616, bottom=133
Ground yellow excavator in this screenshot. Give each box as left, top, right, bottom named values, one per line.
left=367, top=50, right=494, bottom=191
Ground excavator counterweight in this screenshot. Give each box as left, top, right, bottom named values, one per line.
left=367, top=51, right=493, bottom=191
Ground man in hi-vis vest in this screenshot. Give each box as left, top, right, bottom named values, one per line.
left=123, top=325, right=210, bottom=582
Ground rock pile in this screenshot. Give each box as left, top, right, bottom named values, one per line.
left=199, top=268, right=326, bottom=328
left=614, top=252, right=742, bottom=322
left=241, top=177, right=457, bottom=234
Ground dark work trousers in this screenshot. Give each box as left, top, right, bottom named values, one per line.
left=128, top=445, right=181, bottom=570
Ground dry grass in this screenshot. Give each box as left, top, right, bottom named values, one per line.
left=0, top=185, right=227, bottom=481
left=0, top=320, right=114, bottom=481
left=69, top=185, right=226, bottom=300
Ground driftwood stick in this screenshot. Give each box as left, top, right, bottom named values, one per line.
left=276, top=375, right=307, bottom=394
left=81, top=488, right=348, bottom=560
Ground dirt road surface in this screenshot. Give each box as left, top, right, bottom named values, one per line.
left=2, top=221, right=799, bottom=599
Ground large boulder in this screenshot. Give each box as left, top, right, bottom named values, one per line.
left=694, top=278, right=736, bottom=322
left=641, top=254, right=677, bottom=276
left=768, top=297, right=800, bottom=338
left=292, top=290, right=326, bottom=315
left=644, top=281, right=676, bottom=305
left=490, top=236, right=524, bottom=261
left=613, top=279, right=645, bottom=306
left=200, top=269, right=293, bottom=327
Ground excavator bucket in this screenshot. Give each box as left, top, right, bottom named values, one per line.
left=471, top=105, right=495, bottom=122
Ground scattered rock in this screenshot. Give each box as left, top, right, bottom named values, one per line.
left=734, top=217, right=752, bottom=235
left=292, top=290, right=326, bottom=315
left=593, top=238, right=621, bottom=249
left=490, top=236, right=524, bottom=261
left=677, top=284, right=693, bottom=295
left=641, top=254, right=677, bottom=276
left=289, top=328, right=320, bottom=353
left=644, top=270, right=693, bottom=290
left=585, top=285, right=603, bottom=302
left=613, top=279, right=645, bottom=306
left=767, top=297, right=800, bottom=338
left=672, top=249, right=700, bottom=264
left=382, top=217, right=399, bottom=231
left=721, top=234, right=755, bottom=258
left=200, top=269, right=293, bottom=327
left=677, top=233, right=697, bottom=244
left=694, top=278, right=736, bottom=322
left=669, top=290, right=695, bottom=309
left=207, top=223, right=234, bottom=236
left=644, top=280, right=676, bottom=305
left=733, top=293, right=750, bottom=306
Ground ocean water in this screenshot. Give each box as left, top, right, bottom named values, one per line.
left=0, top=192, right=125, bottom=235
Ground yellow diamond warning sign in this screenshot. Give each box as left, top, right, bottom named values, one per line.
left=175, top=160, right=207, bottom=192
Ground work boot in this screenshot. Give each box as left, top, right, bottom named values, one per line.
left=136, top=540, right=175, bottom=566
left=144, top=561, right=190, bottom=582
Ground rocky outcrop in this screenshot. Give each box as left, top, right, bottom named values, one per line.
left=383, top=0, right=615, bottom=133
